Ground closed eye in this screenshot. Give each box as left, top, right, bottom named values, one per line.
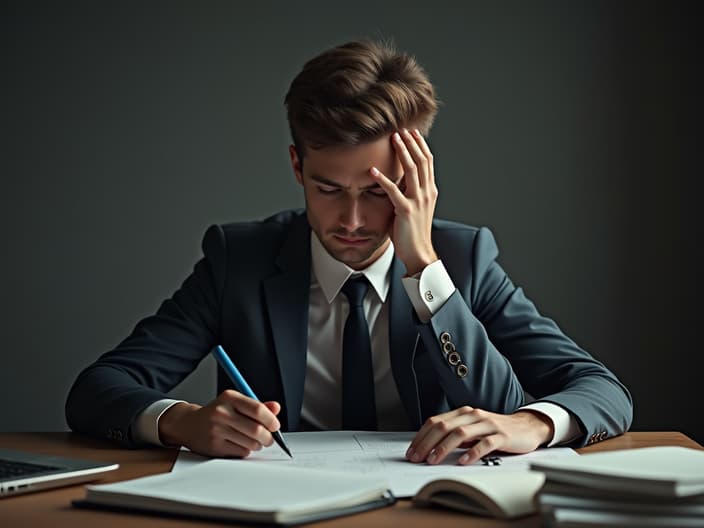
left=317, top=186, right=340, bottom=195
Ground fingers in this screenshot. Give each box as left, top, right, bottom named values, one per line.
left=391, top=129, right=434, bottom=195
left=391, top=131, right=420, bottom=196
left=209, top=391, right=282, bottom=453
left=407, top=406, right=478, bottom=463
left=263, top=400, right=282, bottom=416
left=458, top=434, right=503, bottom=465
left=407, top=407, right=506, bottom=465
left=220, top=390, right=281, bottom=433
left=412, top=130, right=435, bottom=184
left=369, top=166, right=408, bottom=211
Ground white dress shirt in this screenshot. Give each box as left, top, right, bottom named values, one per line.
left=135, top=232, right=580, bottom=446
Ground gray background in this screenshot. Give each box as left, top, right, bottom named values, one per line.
left=2, top=2, right=700, bottom=442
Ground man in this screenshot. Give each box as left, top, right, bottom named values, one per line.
left=66, top=40, right=632, bottom=466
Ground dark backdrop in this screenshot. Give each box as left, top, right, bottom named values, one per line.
left=2, top=1, right=700, bottom=442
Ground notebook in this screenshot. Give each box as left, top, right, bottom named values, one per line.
left=0, top=448, right=119, bottom=497
left=73, top=458, right=395, bottom=525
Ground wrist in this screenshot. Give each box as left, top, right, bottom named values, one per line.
left=158, top=402, right=200, bottom=447
left=403, top=250, right=438, bottom=277
left=516, top=410, right=555, bottom=446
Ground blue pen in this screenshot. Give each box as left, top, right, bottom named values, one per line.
left=212, top=345, right=293, bottom=458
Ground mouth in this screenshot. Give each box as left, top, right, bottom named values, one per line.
left=333, top=235, right=372, bottom=246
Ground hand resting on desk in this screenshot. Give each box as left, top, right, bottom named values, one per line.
left=406, top=406, right=554, bottom=465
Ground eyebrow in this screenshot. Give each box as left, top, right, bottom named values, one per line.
left=309, top=174, right=401, bottom=190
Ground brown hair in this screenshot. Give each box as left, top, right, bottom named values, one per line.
left=284, top=39, right=439, bottom=156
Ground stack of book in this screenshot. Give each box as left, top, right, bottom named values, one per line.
left=529, top=446, right=704, bottom=527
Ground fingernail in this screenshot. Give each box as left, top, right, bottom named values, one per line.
left=406, top=447, right=415, bottom=459
left=427, top=450, right=438, bottom=464
left=459, top=454, right=470, bottom=464
left=370, top=166, right=379, bottom=175
left=393, top=132, right=402, bottom=142
left=414, top=128, right=421, bottom=137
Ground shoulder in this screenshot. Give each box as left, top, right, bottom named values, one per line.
left=200, top=209, right=307, bottom=265
left=431, top=218, right=501, bottom=274
left=204, top=209, right=305, bottom=245
left=431, top=218, right=497, bottom=249
left=219, top=209, right=306, bottom=238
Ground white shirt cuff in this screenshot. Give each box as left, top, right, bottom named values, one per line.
left=520, top=401, right=582, bottom=446
left=133, top=399, right=186, bottom=446
left=401, top=260, right=456, bottom=323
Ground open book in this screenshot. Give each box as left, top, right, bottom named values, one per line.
left=412, top=471, right=546, bottom=519
left=73, top=459, right=394, bottom=525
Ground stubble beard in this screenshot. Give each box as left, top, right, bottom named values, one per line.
left=323, top=232, right=390, bottom=269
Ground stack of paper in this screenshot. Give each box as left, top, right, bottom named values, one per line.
left=529, top=446, right=704, bottom=527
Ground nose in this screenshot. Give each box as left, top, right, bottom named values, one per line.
left=339, top=196, right=365, bottom=233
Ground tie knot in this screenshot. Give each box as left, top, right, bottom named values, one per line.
left=341, top=276, right=369, bottom=307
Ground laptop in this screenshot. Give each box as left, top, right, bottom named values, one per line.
left=0, top=448, right=119, bottom=497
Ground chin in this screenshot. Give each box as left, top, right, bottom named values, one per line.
left=320, top=234, right=388, bottom=268
left=332, top=250, right=372, bottom=267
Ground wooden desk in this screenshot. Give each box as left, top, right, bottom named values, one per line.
left=1, top=432, right=701, bottom=528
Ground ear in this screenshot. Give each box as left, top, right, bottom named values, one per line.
left=289, top=144, right=303, bottom=185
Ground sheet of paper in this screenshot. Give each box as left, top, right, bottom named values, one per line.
left=172, top=431, right=577, bottom=497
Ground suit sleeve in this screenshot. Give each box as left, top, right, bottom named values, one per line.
left=64, top=225, right=227, bottom=447
left=417, top=227, right=633, bottom=447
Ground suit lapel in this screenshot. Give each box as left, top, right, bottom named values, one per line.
left=388, top=256, right=423, bottom=428
left=263, top=215, right=311, bottom=432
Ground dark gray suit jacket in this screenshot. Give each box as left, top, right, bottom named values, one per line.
left=65, top=210, right=632, bottom=447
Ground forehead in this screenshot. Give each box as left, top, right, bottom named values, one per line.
left=303, top=135, right=401, bottom=184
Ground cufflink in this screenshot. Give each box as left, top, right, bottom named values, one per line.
left=424, top=290, right=434, bottom=302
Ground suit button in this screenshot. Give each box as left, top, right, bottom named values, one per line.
left=447, top=351, right=461, bottom=366
left=440, top=332, right=451, bottom=344
left=442, top=341, right=455, bottom=354
left=456, top=363, right=469, bottom=378
left=116, top=431, right=123, bottom=441
left=599, top=431, right=607, bottom=441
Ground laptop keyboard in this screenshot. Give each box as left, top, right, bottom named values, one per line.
left=0, top=458, right=59, bottom=479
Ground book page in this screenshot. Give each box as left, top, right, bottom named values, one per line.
left=173, top=431, right=577, bottom=497
left=86, top=460, right=390, bottom=520
left=415, top=471, right=546, bottom=518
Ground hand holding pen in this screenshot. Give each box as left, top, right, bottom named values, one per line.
left=211, top=345, right=292, bottom=458
left=157, top=346, right=290, bottom=458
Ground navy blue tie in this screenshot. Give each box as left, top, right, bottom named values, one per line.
left=341, top=276, right=377, bottom=430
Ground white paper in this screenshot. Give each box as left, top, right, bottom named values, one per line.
left=172, top=431, right=577, bottom=497
left=87, top=459, right=390, bottom=519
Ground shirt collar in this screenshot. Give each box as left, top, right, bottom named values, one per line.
left=310, top=231, right=394, bottom=304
